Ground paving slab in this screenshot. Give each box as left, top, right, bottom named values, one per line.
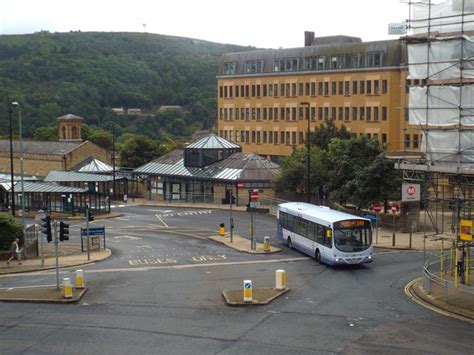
left=222, top=287, right=290, bottom=306
left=0, top=285, right=88, bottom=303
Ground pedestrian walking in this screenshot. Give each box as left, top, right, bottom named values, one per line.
left=7, top=238, right=22, bottom=266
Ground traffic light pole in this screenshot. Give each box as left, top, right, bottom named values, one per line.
left=86, top=207, right=90, bottom=261
left=53, top=221, right=60, bottom=291
left=229, top=189, right=233, bottom=243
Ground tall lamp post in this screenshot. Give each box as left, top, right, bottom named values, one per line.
left=7, top=107, right=15, bottom=217
left=112, top=121, right=116, bottom=201
left=12, top=102, right=25, bottom=226
left=300, top=102, right=311, bottom=203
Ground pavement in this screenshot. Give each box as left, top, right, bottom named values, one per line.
left=209, top=234, right=281, bottom=254
left=373, top=227, right=453, bottom=251
left=0, top=243, right=111, bottom=275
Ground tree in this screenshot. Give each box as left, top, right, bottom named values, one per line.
left=0, top=213, right=23, bottom=251
left=311, top=120, right=351, bottom=150
left=34, top=126, right=57, bottom=141
left=119, top=135, right=166, bottom=168
left=87, top=129, right=113, bottom=150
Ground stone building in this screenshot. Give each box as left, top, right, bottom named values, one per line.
left=0, top=114, right=110, bottom=177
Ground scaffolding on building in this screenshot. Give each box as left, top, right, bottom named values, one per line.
left=397, top=0, right=474, bottom=238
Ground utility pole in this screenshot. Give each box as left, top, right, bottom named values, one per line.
left=7, top=107, right=15, bottom=217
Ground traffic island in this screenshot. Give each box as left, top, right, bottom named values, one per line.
left=0, top=285, right=88, bottom=303
left=209, top=235, right=281, bottom=254
left=222, top=287, right=289, bottom=306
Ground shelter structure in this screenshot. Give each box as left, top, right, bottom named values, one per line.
left=134, top=134, right=280, bottom=205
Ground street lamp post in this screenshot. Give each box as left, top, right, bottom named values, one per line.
left=7, top=108, right=15, bottom=217
left=112, top=121, right=116, bottom=201
left=300, top=102, right=311, bottom=203
left=12, top=102, right=25, bottom=226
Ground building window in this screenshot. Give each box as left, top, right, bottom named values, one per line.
left=338, top=81, right=343, bottom=95
left=352, top=107, right=357, bottom=120
left=311, top=82, right=316, bottom=96
left=219, top=86, right=223, bottom=98
left=332, top=82, right=337, bottom=95
left=257, top=108, right=261, bottom=121
left=241, top=85, right=245, bottom=97
left=331, top=56, right=338, bottom=69
left=351, top=54, right=360, bottom=68
left=331, top=107, right=336, bottom=120
left=229, top=86, right=233, bottom=98
left=338, top=107, right=344, bottom=121
left=311, top=107, right=316, bottom=120
left=285, top=107, right=289, bottom=121
left=281, top=132, right=285, bottom=144
left=405, top=134, right=410, bottom=149
left=374, top=80, right=379, bottom=95
left=268, top=84, right=273, bottom=96
left=366, top=107, right=371, bottom=121
left=235, top=85, right=239, bottom=98
left=223, top=62, right=236, bottom=75
left=245, top=85, right=250, bottom=97
left=305, top=82, right=310, bottom=96
left=269, top=131, right=273, bottom=144
left=236, top=108, right=240, bottom=120
left=374, top=106, right=379, bottom=121
left=263, top=108, right=267, bottom=120
left=318, top=56, right=325, bottom=69
left=269, top=107, right=273, bottom=120
left=382, top=133, right=387, bottom=144
left=360, top=81, right=365, bottom=95
left=286, top=132, right=291, bottom=145
left=366, top=80, right=372, bottom=95
left=366, top=52, right=383, bottom=67
left=299, top=83, right=303, bottom=96
left=252, top=108, right=256, bottom=120
left=292, top=83, right=297, bottom=96
left=274, top=84, right=278, bottom=96
left=413, top=134, right=419, bottom=149
left=292, top=107, right=297, bottom=121
left=252, top=131, right=256, bottom=143
left=245, top=131, right=250, bottom=143
left=245, top=108, right=250, bottom=120
left=344, top=107, right=350, bottom=121
left=274, top=131, right=279, bottom=144
left=299, top=132, right=304, bottom=144
left=245, top=60, right=264, bottom=74
left=241, top=130, right=245, bottom=142
left=224, top=86, right=228, bottom=98
left=318, top=107, right=323, bottom=120
left=360, top=107, right=365, bottom=120
left=252, top=85, right=256, bottom=97
left=263, top=131, right=267, bottom=144
left=344, top=81, right=350, bottom=96
left=274, top=107, right=278, bottom=120
left=292, top=132, right=296, bottom=145
left=324, top=82, right=329, bottom=96
left=257, top=85, right=261, bottom=97
left=352, top=81, right=358, bottom=95
left=382, top=79, right=388, bottom=94
left=299, top=107, right=303, bottom=120
left=318, top=82, right=323, bottom=95
left=257, top=131, right=261, bottom=144
left=373, top=133, right=379, bottom=142
left=324, top=107, right=329, bottom=120
left=382, top=106, right=388, bottom=121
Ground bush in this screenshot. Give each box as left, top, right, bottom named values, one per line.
left=0, top=213, right=23, bottom=251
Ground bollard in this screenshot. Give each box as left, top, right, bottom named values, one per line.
left=243, top=280, right=253, bottom=302
left=76, top=269, right=85, bottom=289
left=62, top=278, right=73, bottom=299
left=219, top=223, right=225, bottom=237
left=275, top=269, right=286, bottom=290
left=263, top=236, right=271, bottom=252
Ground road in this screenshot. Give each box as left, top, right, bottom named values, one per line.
left=0, top=206, right=472, bottom=354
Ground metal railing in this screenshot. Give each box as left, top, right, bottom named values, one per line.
left=422, top=253, right=474, bottom=311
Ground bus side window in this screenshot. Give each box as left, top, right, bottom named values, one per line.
left=307, top=222, right=316, bottom=241
left=321, top=227, right=332, bottom=247
left=316, top=224, right=324, bottom=244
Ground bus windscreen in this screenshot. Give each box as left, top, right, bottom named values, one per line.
left=333, top=220, right=372, bottom=253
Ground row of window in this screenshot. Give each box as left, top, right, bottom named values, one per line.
left=279, top=211, right=332, bottom=247
left=219, top=105, right=389, bottom=122
left=405, top=133, right=421, bottom=149
left=219, top=79, right=388, bottom=99
left=223, top=52, right=384, bottom=75
left=219, top=129, right=388, bottom=146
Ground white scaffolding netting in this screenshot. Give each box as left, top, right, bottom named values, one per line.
left=409, top=85, right=474, bottom=126
left=408, top=0, right=474, bottom=170
left=407, top=36, right=474, bottom=80
left=422, top=130, right=474, bottom=167
left=411, top=0, right=474, bottom=34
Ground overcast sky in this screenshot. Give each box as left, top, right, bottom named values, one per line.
left=0, top=0, right=408, bottom=48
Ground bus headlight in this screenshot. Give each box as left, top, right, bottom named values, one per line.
left=368, top=256, right=372, bottom=260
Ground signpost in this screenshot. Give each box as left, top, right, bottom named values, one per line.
left=364, top=211, right=379, bottom=245
left=402, top=183, right=420, bottom=202
left=391, top=203, right=397, bottom=246
left=248, top=189, right=260, bottom=250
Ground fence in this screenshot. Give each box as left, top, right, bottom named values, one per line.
left=422, top=250, right=474, bottom=311
left=23, top=224, right=39, bottom=259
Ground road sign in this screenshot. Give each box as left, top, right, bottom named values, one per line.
left=391, top=203, right=398, bottom=214
left=460, top=219, right=472, bottom=241
left=372, top=203, right=382, bottom=213
left=236, top=181, right=244, bottom=188
left=402, top=183, right=420, bottom=202
left=81, top=227, right=105, bottom=236
left=363, top=212, right=378, bottom=225
left=85, top=197, right=90, bottom=203
left=250, top=191, right=259, bottom=201
left=388, top=22, right=406, bottom=35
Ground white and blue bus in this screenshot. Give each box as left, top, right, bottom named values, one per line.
left=277, top=202, right=373, bottom=265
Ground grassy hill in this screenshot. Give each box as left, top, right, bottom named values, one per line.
left=0, top=31, right=253, bottom=139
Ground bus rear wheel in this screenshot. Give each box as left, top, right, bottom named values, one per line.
left=287, top=237, right=293, bottom=249
left=315, top=250, right=321, bottom=264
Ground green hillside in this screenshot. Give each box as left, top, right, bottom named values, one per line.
left=0, top=31, right=252, bottom=139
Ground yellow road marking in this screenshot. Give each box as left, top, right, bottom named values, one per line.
left=114, top=235, right=142, bottom=240
left=404, top=278, right=474, bottom=324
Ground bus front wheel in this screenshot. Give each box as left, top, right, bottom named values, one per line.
left=287, top=237, right=293, bottom=249
left=315, top=250, right=321, bottom=264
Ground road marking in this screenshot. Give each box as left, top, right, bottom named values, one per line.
left=137, top=245, right=153, bottom=250
left=155, top=214, right=169, bottom=228
left=155, top=210, right=213, bottom=218
left=114, top=235, right=142, bottom=240
left=116, top=217, right=130, bottom=221
left=404, top=278, right=474, bottom=324
left=128, top=258, right=177, bottom=266
left=192, top=255, right=226, bottom=262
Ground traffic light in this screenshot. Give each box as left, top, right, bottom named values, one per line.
left=231, top=194, right=236, bottom=205
left=59, top=222, right=70, bottom=241
left=87, top=210, right=94, bottom=222
left=40, top=216, right=52, bottom=243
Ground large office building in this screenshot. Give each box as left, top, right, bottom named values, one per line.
left=217, top=32, right=417, bottom=161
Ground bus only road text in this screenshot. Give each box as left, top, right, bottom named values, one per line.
left=128, top=255, right=226, bottom=266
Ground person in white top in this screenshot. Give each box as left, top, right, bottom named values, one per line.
left=6, top=238, right=22, bottom=266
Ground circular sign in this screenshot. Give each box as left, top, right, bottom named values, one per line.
left=85, top=198, right=90, bottom=203
left=391, top=203, right=398, bottom=214
left=250, top=192, right=259, bottom=201
left=407, top=186, right=416, bottom=196
left=244, top=282, right=251, bottom=289
left=373, top=203, right=382, bottom=213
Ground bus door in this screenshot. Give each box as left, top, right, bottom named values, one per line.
left=317, top=226, right=333, bottom=261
